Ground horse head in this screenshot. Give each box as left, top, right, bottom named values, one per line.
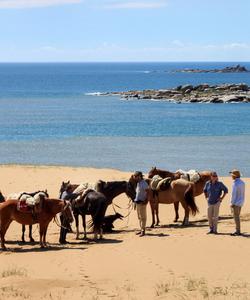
left=127, top=176, right=137, bottom=200
left=59, top=181, right=70, bottom=198
left=0, top=190, right=5, bottom=203
left=148, top=167, right=157, bottom=179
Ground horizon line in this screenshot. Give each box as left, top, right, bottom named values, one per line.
left=0, top=61, right=250, bottom=64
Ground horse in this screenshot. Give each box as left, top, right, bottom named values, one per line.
left=148, top=167, right=211, bottom=226
left=59, top=179, right=136, bottom=239
left=0, top=194, right=74, bottom=250
left=4, top=190, right=49, bottom=243
left=148, top=178, right=199, bottom=227
left=73, top=191, right=108, bottom=240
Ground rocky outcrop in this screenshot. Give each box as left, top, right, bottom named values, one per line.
left=173, top=64, right=249, bottom=73
left=106, top=83, right=250, bottom=104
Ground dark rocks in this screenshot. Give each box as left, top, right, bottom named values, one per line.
left=173, top=64, right=249, bottom=73
left=107, top=83, right=250, bottom=104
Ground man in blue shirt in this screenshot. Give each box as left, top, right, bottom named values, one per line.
left=203, top=171, right=228, bottom=234
left=229, top=169, right=245, bottom=236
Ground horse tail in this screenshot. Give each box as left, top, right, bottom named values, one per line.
left=88, top=200, right=107, bottom=232
left=184, top=184, right=199, bottom=216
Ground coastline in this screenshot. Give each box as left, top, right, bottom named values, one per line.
left=0, top=164, right=250, bottom=299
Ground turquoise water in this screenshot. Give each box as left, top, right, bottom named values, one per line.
left=0, top=62, right=250, bottom=175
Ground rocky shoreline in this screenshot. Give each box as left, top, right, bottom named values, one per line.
left=106, top=83, right=250, bottom=103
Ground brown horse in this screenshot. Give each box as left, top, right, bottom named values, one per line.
left=0, top=195, right=74, bottom=250
left=2, top=190, right=49, bottom=243
left=148, top=178, right=199, bottom=227
left=148, top=168, right=211, bottom=226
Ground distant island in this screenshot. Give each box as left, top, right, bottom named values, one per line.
left=105, top=83, right=250, bottom=103
left=173, top=64, right=249, bottom=73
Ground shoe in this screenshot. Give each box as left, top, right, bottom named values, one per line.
left=135, top=231, right=141, bottom=235
left=207, top=230, right=213, bottom=234
left=231, top=232, right=241, bottom=236
left=213, top=231, right=218, bottom=235
left=139, top=231, right=145, bottom=237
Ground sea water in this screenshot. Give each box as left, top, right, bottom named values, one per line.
left=0, top=62, right=250, bottom=175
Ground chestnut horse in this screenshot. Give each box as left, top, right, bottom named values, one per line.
left=59, top=179, right=136, bottom=239
left=2, top=190, right=49, bottom=243
left=148, top=167, right=211, bottom=226
left=0, top=195, right=74, bottom=250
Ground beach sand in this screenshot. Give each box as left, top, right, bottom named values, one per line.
left=0, top=165, right=249, bottom=300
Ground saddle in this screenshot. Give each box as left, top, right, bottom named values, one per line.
left=150, top=175, right=172, bottom=192
left=17, top=193, right=43, bottom=214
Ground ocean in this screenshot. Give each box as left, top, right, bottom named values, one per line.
left=0, top=62, right=250, bottom=175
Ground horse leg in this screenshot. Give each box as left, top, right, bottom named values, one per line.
left=149, top=199, right=156, bottom=228
left=155, top=202, right=160, bottom=226
left=180, top=200, right=189, bottom=226
left=174, top=202, right=180, bottom=222
left=42, top=224, right=49, bottom=247
left=99, top=227, right=103, bottom=240
left=39, top=224, right=45, bottom=248
left=74, top=213, right=80, bottom=239
left=82, top=214, right=87, bottom=239
left=29, top=225, right=35, bottom=242
left=21, top=225, right=25, bottom=242
left=1, top=220, right=12, bottom=250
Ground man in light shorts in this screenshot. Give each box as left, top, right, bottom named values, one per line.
left=133, top=171, right=149, bottom=237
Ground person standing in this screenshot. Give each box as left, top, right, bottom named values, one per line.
left=59, top=184, right=79, bottom=244
left=229, top=169, right=245, bottom=236
left=133, top=171, right=149, bottom=237
left=203, top=171, right=228, bottom=234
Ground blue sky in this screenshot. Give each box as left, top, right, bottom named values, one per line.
left=0, top=0, right=249, bottom=62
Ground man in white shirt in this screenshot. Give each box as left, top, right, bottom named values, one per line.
left=229, top=169, right=245, bottom=236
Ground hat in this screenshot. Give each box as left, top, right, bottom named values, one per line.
left=133, top=171, right=143, bottom=178
left=210, top=171, right=218, bottom=177
left=229, top=169, right=241, bottom=178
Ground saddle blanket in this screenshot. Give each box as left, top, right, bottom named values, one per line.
left=176, top=169, right=200, bottom=183
left=73, top=182, right=97, bottom=194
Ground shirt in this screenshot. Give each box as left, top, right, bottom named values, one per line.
left=203, top=181, right=228, bottom=205
left=231, top=178, right=245, bottom=207
left=134, top=180, right=148, bottom=203
left=60, top=191, right=78, bottom=201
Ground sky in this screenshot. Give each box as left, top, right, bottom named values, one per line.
left=0, top=0, right=250, bottom=62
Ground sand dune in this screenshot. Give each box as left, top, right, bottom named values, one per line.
left=0, top=165, right=249, bottom=300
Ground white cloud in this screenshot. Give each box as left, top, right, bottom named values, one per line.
left=103, top=1, right=167, bottom=9
left=0, top=0, right=82, bottom=9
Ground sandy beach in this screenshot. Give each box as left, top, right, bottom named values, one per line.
left=0, top=164, right=250, bottom=300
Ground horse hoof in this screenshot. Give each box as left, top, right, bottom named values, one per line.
left=150, top=224, right=155, bottom=228
left=30, top=238, right=35, bottom=243
left=173, top=219, right=178, bottom=223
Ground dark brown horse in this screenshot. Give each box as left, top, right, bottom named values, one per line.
left=148, top=168, right=211, bottom=226
left=59, top=179, right=136, bottom=239
left=0, top=195, right=74, bottom=250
